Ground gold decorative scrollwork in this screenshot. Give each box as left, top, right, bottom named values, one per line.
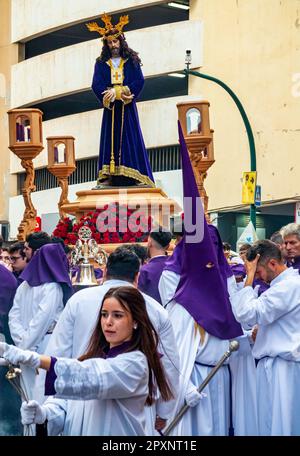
left=17, top=159, right=37, bottom=240
left=58, top=177, right=70, bottom=219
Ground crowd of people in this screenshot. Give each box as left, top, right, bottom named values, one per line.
left=1, top=123, right=300, bottom=438
left=2, top=11, right=299, bottom=438
left=1, top=122, right=300, bottom=438
left=1, top=198, right=300, bottom=437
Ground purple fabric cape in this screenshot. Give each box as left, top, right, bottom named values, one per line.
left=163, top=239, right=183, bottom=275
left=173, top=122, right=243, bottom=340
left=20, top=243, right=73, bottom=305
left=92, top=59, right=154, bottom=186
left=230, top=263, right=247, bottom=278
left=253, top=278, right=269, bottom=296
left=163, top=226, right=232, bottom=289
left=0, top=265, right=18, bottom=332
left=138, top=256, right=169, bottom=304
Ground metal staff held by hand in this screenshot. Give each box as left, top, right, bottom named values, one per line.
left=5, top=364, right=30, bottom=403
left=3, top=361, right=34, bottom=436
left=163, top=340, right=240, bottom=436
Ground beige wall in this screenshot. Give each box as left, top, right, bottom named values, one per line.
left=12, top=0, right=169, bottom=42
left=0, top=0, right=18, bottom=222
left=190, top=0, right=300, bottom=210
left=11, top=21, right=202, bottom=107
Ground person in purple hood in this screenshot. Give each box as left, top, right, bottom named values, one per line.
left=138, top=228, right=172, bottom=304
left=8, top=243, right=73, bottom=409
left=158, top=221, right=237, bottom=308
left=164, top=123, right=257, bottom=436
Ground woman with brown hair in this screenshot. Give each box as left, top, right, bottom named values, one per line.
left=0, top=286, right=173, bottom=436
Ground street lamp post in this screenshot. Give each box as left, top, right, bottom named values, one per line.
left=184, top=52, right=257, bottom=228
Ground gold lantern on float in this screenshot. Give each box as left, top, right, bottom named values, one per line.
left=47, top=136, right=76, bottom=219
left=177, top=100, right=215, bottom=216
left=7, top=108, right=44, bottom=240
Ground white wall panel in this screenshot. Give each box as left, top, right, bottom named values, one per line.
left=11, top=21, right=203, bottom=107
left=12, top=0, right=168, bottom=42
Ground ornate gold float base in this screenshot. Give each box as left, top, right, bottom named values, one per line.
left=61, top=187, right=181, bottom=252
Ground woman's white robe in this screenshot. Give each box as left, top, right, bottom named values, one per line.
left=8, top=281, right=64, bottom=402
left=44, top=351, right=149, bottom=436
left=43, top=279, right=179, bottom=435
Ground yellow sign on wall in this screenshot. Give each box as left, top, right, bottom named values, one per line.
left=242, top=172, right=257, bottom=204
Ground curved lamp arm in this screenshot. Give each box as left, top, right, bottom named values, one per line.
left=184, top=68, right=257, bottom=228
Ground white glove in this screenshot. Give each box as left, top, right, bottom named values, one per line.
left=185, top=387, right=207, bottom=407
left=0, top=342, right=40, bottom=369
left=20, top=400, right=47, bottom=425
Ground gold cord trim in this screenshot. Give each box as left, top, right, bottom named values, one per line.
left=101, top=58, right=152, bottom=185
left=194, top=322, right=206, bottom=345
left=98, top=165, right=155, bottom=187
left=118, top=103, right=125, bottom=166
left=110, top=105, right=116, bottom=174
left=107, top=58, right=126, bottom=173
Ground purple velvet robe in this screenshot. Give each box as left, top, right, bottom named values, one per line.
left=287, top=256, right=300, bottom=273
left=138, top=256, right=168, bottom=304
left=253, top=279, right=269, bottom=296
left=92, top=58, right=154, bottom=186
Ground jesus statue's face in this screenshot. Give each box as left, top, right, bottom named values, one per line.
left=107, top=38, right=121, bottom=57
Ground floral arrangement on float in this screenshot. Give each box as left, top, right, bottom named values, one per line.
left=52, top=202, right=153, bottom=245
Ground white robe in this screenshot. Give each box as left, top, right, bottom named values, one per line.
left=230, top=267, right=300, bottom=435
left=159, top=270, right=180, bottom=307
left=43, top=279, right=180, bottom=435
left=44, top=351, right=149, bottom=436
left=160, top=270, right=257, bottom=435
left=8, top=281, right=64, bottom=402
